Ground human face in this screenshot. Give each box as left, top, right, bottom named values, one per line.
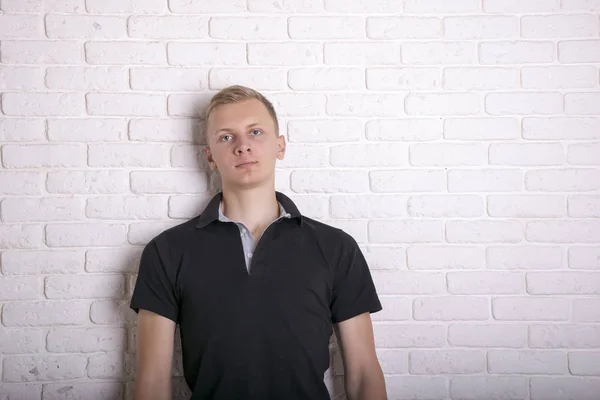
left=204, top=99, right=285, bottom=190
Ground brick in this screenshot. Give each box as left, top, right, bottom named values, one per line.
left=569, top=247, right=600, bottom=270
left=444, top=16, right=518, bottom=39
left=407, top=246, right=483, bottom=270
left=569, top=352, right=600, bottom=376
left=88, top=144, right=169, bottom=167
left=209, top=17, right=285, bottom=40
left=566, top=93, right=600, bottom=115
left=493, top=298, right=569, bottom=321
left=480, top=41, right=555, bottom=64
left=523, top=15, right=598, bottom=38
left=171, top=144, right=210, bottom=168
left=85, top=41, right=165, bottom=65
left=47, top=170, right=128, bottom=194
left=448, top=325, right=526, bottom=348
left=527, top=169, right=600, bottom=191
left=486, top=92, right=562, bottom=115
left=43, top=383, right=124, bottom=400
left=483, top=0, right=560, bottom=12
left=362, top=246, right=407, bottom=270
left=402, top=42, right=475, bottom=65
left=369, top=220, right=443, bottom=243
left=48, top=118, right=125, bottom=142
left=3, top=356, right=87, bottom=382
left=129, top=118, right=203, bottom=143
left=490, top=143, right=565, bottom=166
left=488, top=195, right=564, bottom=218
left=290, top=68, right=364, bottom=91
left=372, top=271, right=445, bottom=295
left=404, top=0, right=479, bottom=12
left=448, top=272, right=523, bottom=294
left=1, top=0, right=83, bottom=12
left=88, top=352, right=134, bottom=379
left=131, top=16, right=207, bottom=39
left=559, top=40, right=600, bottom=63
left=410, top=143, right=485, bottom=166
left=522, top=66, right=598, bottom=89
left=0, top=329, right=44, bottom=354
left=367, top=68, right=441, bottom=90
left=324, top=43, right=400, bottom=65
left=487, top=246, right=563, bottom=270
left=0, top=276, right=41, bottom=300
left=86, top=0, right=165, bottom=13
left=86, top=248, right=142, bottom=273
left=46, top=223, right=127, bottom=247
left=86, top=196, right=167, bottom=220
left=572, top=299, right=600, bottom=321
left=367, top=17, right=441, bottom=39
left=0, top=119, right=45, bottom=142
left=444, top=117, right=519, bottom=140
left=209, top=68, right=285, bottom=90
left=443, top=67, right=519, bottom=90
left=410, top=350, right=485, bottom=374
left=529, top=325, right=600, bottom=348
left=449, top=169, right=522, bottom=192
left=527, top=272, right=600, bottom=294
left=2, top=198, right=83, bottom=222
left=447, top=220, right=523, bottom=243
left=0, top=40, right=81, bottom=64
left=524, top=117, right=600, bottom=140
left=2, top=93, right=83, bottom=117
left=414, top=297, right=488, bottom=321
left=0, top=66, right=44, bottom=90
left=87, top=93, right=165, bottom=117
left=569, top=195, right=600, bottom=217
left=370, top=169, right=445, bottom=193
left=168, top=43, right=245, bottom=66
left=47, top=327, right=126, bottom=353
left=249, top=43, right=321, bottom=65
left=406, top=93, right=480, bottom=116
left=327, top=94, right=406, bottom=117
left=46, top=15, right=126, bottom=39
left=331, top=144, right=407, bottom=167
left=527, top=221, right=600, bottom=243
left=376, top=349, right=409, bottom=373
left=291, top=170, right=367, bottom=193
left=288, top=119, right=362, bottom=143
left=329, top=195, right=406, bottom=219
left=169, top=0, right=246, bottom=12
left=374, top=324, right=446, bottom=347
left=385, top=377, right=447, bottom=400
left=167, top=93, right=216, bottom=117
left=1, top=250, right=84, bottom=275
left=266, top=93, right=326, bottom=117
left=450, top=377, right=528, bottom=400
left=128, top=222, right=180, bottom=246
left=290, top=17, right=363, bottom=39
left=90, top=300, right=135, bottom=324
left=248, top=0, right=323, bottom=12
left=131, top=171, right=208, bottom=194
left=277, top=144, right=328, bottom=168
left=562, top=0, right=600, bottom=10
left=0, top=15, right=43, bottom=39
left=0, top=172, right=43, bottom=195
left=46, top=67, right=128, bottom=90
left=0, top=225, right=43, bottom=249
left=2, top=301, right=90, bottom=326
left=531, top=378, right=600, bottom=400
left=568, top=144, right=600, bottom=166
left=325, top=0, right=402, bottom=11
left=366, top=119, right=441, bottom=142
left=2, top=144, right=85, bottom=168
left=45, top=275, right=125, bottom=299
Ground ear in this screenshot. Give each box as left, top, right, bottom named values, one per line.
left=204, top=146, right=218, bottom=170
left=276, top=135, right=286, bottom=161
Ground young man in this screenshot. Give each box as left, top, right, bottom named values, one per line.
left=130, top=86, right=387, bottom=400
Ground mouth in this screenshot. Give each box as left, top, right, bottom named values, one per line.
left=235, top=161, right=257, bottom=168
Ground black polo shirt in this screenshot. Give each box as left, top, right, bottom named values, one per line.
left=130, top=191, right=382, bottom=400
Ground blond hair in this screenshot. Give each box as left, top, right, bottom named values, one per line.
left=205, top=85, right=279, bottom=135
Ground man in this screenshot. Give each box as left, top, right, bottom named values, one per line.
left=130, top=85, right=387, bottom=400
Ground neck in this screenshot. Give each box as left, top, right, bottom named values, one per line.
left=220, top=184, right=280, bottom=233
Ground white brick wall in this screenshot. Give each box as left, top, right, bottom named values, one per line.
left=0, top=1, right=598, bottom=400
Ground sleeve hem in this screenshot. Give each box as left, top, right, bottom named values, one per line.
left=331, top=303, right=383, bottom=324
left=129, top=303, right=178, bottom=323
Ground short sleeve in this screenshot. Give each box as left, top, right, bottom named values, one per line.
left=330, top=233, right=382, bottom=324
left=130, top=238, right=179, bottom=323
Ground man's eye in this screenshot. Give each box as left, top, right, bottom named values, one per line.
left=220, top=135, right=232, bottom=141
left=251, top=129, right=261, bottom=135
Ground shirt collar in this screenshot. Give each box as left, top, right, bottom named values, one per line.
left=196, top=191, right=302, bottom=229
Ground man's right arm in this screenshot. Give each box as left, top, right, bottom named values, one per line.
left=134, top=309, right=177, bottom=400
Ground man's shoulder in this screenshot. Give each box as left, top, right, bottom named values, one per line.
left=146, top=215, right=201, bottom=248
left=301, top=216, right=357, bottom=247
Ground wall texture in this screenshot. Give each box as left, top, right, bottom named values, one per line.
left=1, top=0, right=600, bottom=399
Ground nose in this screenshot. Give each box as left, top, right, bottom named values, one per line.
left=234, top=138, right=251, bottom=155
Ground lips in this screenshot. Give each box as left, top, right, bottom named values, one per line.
left=235, top=161, right=257, bottom=168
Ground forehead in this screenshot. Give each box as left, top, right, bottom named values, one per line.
left=207, top=99, right=273, bottom=128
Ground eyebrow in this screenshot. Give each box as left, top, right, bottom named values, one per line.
left=214, top=123, right=261, bottom=136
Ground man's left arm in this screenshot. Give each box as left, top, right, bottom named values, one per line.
left=334, top=312, right=387, bottom=400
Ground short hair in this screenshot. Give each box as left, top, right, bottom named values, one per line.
left=204, top=85, right=279, bottom=135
